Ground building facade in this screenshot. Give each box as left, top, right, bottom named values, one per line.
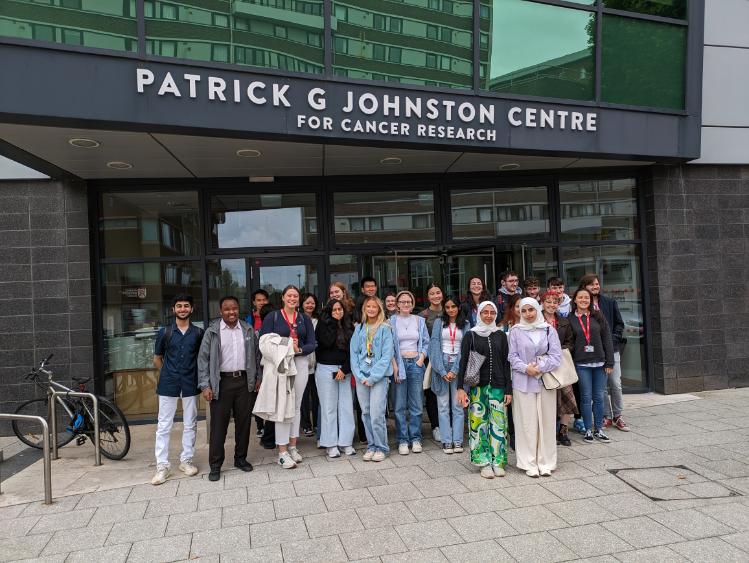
left=1, top=0, right=742, bottom=426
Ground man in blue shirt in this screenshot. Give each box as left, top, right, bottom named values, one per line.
left=151, top=294, right=204, bottom=485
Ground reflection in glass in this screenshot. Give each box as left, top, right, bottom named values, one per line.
left=366, top=254, right=441, bottom=310
left=145, top=0, right=324, bottom=73
left=484, top=0, right=595, bottom=101
left=601, top=15, right=686, bottom=109
left=207, top=259, right=247, bottom=319
left=210, top=193, right=317, bottom=248
left=100, top=191, right=201, bottom=259
left=101, top=261, right=203, bottom=416
left=602, top=0, right=687, bottom=19
left=334, top=191, right=435, bottom=245
left=559, top=178, right=638, bottom=241
left=329, top=255, right=360, bottom=295
left=451, top=186, right=550, bottom=239
left=562, top=245, right=645, bottom=387
left=332, top=0, right=473, bottom=89
left=1, top=0, right=138, bottom=52
left=443, top=253, right=495, bottom=305
left=258, top=263, right=319, bottom=307
left=528, top=247, right=557, bottom=287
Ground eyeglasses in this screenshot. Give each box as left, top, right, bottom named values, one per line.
left=397, top=300, right=413, bottom=305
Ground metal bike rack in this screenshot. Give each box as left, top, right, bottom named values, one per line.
left=48, top=390, right=101, bottom=466
left=0, top=413, right=53, bottom=504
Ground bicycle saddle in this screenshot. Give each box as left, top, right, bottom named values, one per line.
left=72, top=376, right=91, bottom=384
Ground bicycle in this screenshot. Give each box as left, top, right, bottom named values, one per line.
left=12, top=355, right=131, bottom=460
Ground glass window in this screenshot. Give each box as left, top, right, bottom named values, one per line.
left=145, top=0, right=324, bottom=73
left=602, top=0, right=686, bottom=19
left=101, top=261, right=203, bottom=416
left=451, top=186, right=550, bottom=239
left=559, top=179, right=638, bottom=241
left=601, top=15, right=686, bottom=109
left=100, top=191, right=201, bottom=259
left=0, top=0, right=138, bottom=52
left=207, top=259, right=248, bottom=319
left=527, top=247, right=557, bottom=288
left=562, top=244, right=646, bottom=387
left=484, top=0, right=595, bottom=101
left=332, top=0, right=473, bottom=90
left=257, top=263, right=320, bottom=308
left=334, top=190, right=436, bottom=245
left=329, top=254, right=360, bottom=293
left=210, top=193, right=318, bottom=248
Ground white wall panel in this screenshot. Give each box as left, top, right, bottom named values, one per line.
left=693, top=127, right=749, bottom=164
left=702, top=46, right=749, bottom=126
left=704, top=0, right=749, bottom=48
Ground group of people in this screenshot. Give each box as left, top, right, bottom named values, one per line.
left=150, top=271, right=629, bottom=484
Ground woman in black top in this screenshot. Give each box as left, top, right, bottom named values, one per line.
left=456, top=301, right=512, bottom=479
left=315, top=299, right=357, bottom=458
left=569, top=288, right=614, bottom=444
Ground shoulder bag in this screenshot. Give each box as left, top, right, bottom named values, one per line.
left=463, top=332, right=485, bottom=388
left=539, top=328, right=579, bottom=390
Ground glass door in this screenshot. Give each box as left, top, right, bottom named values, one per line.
left=442, top=249, right=495, bottom=302
left=251, top=257, right=324, bottom=308
left=367, top=253, right=441, bottom=310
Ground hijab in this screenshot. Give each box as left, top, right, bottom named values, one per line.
left=515, top=297, right=550, bottom=331
left=470, top=301, right=500, bottom=337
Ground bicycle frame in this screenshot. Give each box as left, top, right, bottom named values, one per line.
left=49, top=389, right=101, bottom=466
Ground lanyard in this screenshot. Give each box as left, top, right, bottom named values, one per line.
left=281, top=309, right=298, bottom=340
left=576, top=313, right=591, bottom=345
left=448, top=322, right=458, bottom=354
left=547, top=315, right=557, bottom=329
left=365, top=323, right=375, bottom=357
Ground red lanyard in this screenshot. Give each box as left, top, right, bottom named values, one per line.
left=548, top=315, right=558, bottom=329
left=281, top=309, right=298, bottom=340
left=576, top=313, right=591, bottom=345
left=448, top=322, right=458, bottom=353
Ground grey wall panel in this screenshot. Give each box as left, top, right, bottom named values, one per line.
left=695, top=127, right=749, bottom=163
left=704, top=0, right=749, bottom=48
left=702, top=46, right=749, bottom=126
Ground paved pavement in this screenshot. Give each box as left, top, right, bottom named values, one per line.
left=2, top=388, right=749, bottom=562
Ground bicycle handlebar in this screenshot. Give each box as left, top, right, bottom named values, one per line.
left=39, top=354, right=54, bottom=367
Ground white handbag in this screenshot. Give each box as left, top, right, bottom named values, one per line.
left=542, top=348, right=578, bottom=390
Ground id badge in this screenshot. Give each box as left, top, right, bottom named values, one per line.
left=584, top=345, right=595, bottom=353
left=364, top=356, right=373, bottom=366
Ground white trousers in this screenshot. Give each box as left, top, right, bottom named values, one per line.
left=155, top=394, right=198, bottom=468
left=512, top=388, right=557, bottom=474
left=275, top=356, right=309, bottom=446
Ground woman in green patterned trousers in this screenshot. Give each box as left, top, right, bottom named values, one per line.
left=456, top=301, right=513, bottom=479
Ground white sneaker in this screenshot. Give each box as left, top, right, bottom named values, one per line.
left=411, top=441, right=423, bottom=453
left=453, top=444, right=464, bottom=453
left=526, top=469, right=540, bottom=478
left=480, top=465, right=494, bottom=479
left=327, top=446, right=341, bottom=458
left=342, top=446, right=357, bottom=456
left=278, top=451, right=297, bottom=469
left=289, top=447, right=303, bottom=463
left=432, top=427, right=441, bottom=442
left=398, top=443, right=410, bottom=455
left=442, top=444, right=454, bottom=454
left=492, top=465, right=506, bottom=477
left=178, top=459, right=198, bottom=476
left=362, top=450, right=375, bottom=461
left=151, top=465, right=170, bottom=485
left=372, top=451, right=386, bottom=462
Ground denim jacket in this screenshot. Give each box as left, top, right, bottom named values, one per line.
left=428, top=318, right=471, bottom=395
left=350, top=323, right=396, bottom=385
left=389, top=314, right=429, bottom=383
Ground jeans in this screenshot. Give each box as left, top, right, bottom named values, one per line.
left=394, top=358, right=425, bottom=445
left=605, top=352, right=623, bottom=419
left=315, top=363, right=355, bottom=448
left=435, top=355, right=464, bottom=446
left=155, top=394, right=198, bottom=468
left=356, top=377, right=390, bottom=453
left=576, top=364, right=607, bottom=431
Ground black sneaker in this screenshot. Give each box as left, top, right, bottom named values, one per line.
left=583, top=430, right=594, bottom=443
left=594, top=429, right=611, bottom=443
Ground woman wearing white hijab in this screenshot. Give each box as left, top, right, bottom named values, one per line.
left=456, top=301, right=512, bottom=479
left=508, top=297, right=562, bottom=477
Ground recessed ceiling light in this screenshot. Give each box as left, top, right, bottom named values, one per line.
left=106, top=161, right=133, bottom=170
left=68, top=138, right=100, bottom=148
left=236, top=149, right=262, bottom=158
left=380, top=156, right=402, bottom=165
left=499, top=163, right=520, bottom=171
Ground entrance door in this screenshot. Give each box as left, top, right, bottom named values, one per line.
left=442, top=248, right=495, bottom=302
left=251, top=256, right=324, bottom=307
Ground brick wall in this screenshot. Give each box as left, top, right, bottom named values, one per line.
left=644, top=164, right=749, bottom=394
left=0, top=179, right=93, bottom=434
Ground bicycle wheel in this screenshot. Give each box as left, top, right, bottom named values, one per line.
left=12, top=397, right=77, bottom=449
left=93, top=398, right=131, bottom=460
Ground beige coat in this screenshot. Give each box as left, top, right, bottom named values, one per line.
left=253, top=333, right=297, bottom=423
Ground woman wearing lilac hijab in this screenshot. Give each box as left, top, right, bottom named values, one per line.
left=508, top=297, right=561, bottom=477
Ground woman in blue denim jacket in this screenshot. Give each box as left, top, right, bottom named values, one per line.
left=428, top=296, right=471, bottom=454
left=389, top=290, right=430, bottom=455
left=350, top=296, right=396, bottom=462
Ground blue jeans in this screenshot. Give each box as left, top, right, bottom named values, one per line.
left=356, top=377, right=390, bottom=453
left=394, top=358, right=425, bottom=445
left=435, top=363, right=464, bottom=446
left=315, top=363, right=355, bottom=448
left=576, top=364, right=607, bottom=431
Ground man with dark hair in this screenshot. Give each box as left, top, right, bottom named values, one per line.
left=496, top=270, right=521, bottom=319
left=523, top=277, right=541, bottom=301
left=579, top=274, right=630, bottom=433
left=248, top=289, right=270, bottom=331
left=198, top=295, right=258, bottom=481
left=353, top=277, right=378, bottom=323
left=547, top=277, right=571, bottom=317
left=151, top=293, right=204, bottom=485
